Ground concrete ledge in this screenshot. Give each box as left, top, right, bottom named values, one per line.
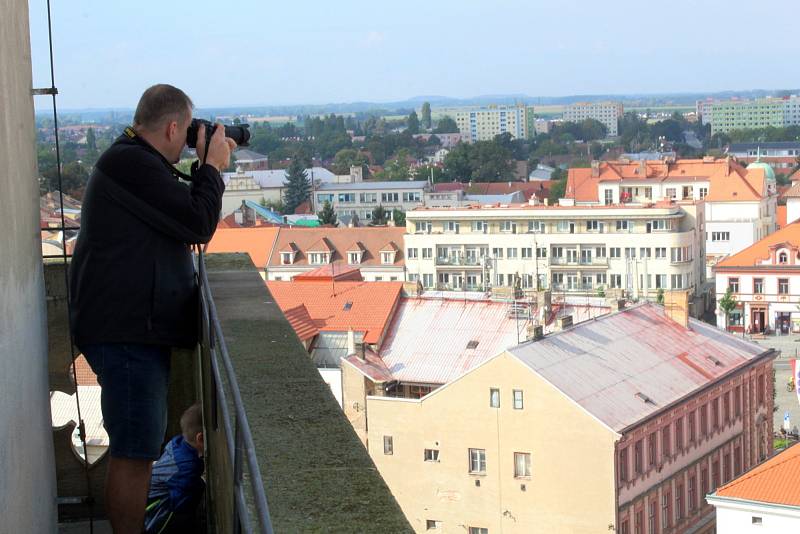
left=205, top=253, right=411, bottom=532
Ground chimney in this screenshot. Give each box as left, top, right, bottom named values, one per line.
left=346, top=329, right=356, bottom=357
left=555, top=315, right=573, bottom=331
left=591, top=160, right=600, bottom=177
left=663, top=290, right=690, bottom=329
left=543, top=198, right=549, bottom=206
left=638, top=160, right=647, bottom=176
left=608, top=298, right=625, bottom=312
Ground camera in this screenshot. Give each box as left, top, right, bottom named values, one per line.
left=186, top=118, right=250, bottom=149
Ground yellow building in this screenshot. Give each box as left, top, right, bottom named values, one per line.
left=349, top=297, right=774, bottom=533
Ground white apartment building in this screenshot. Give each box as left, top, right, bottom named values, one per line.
left=404, top=201, right=705, bottom=303
left=221, top=166, right=336, bottom=215
left=567, top=158, right=777, bottom=276
left=454, top=104, right=535, bottom=143
left=562, top=101, right=623, bottom=137
left=315, top=181, right=430, bottom=224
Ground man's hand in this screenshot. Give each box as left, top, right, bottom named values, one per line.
left=195, top=123, right=238, bottom=172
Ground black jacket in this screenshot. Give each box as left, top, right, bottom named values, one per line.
left=69, top=134, right=224, bottom=348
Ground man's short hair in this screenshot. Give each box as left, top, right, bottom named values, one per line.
left=180, top=403, right=203, bottom=442
left=133, top=84, right=193, bottom=131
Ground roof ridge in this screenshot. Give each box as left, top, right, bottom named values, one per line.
left=717, top=444, right=800, bottom=495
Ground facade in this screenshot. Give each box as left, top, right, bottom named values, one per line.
left=562, top=101, right=623, bottom=137
left=568, top=158, right=777, bottom=275
left=364, top=299, right=775, bottom=533
left=454, top=104, right=536, bottom=143
left=220, top=166, right=336, bottom=215
left=232, top=148, right=269, bottom=170
left=784, top=182, right=800, bottom=225
left=714, top=220, right=800, bottom=334
left=726, top=143, right=800, bottom=176
left=412, top=133, right=462, bottom=149
left=707, top=444, right=800, bottom=533
left=314, top=180, right=430, bottom=223
left=404, top=201, right=705, bottom=303
left=265, top=226, right=406, bottom=281
left=705, top=97, right=800, bottom=135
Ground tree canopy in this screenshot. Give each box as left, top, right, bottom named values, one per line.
left=282, top=155, right=310, bottom=214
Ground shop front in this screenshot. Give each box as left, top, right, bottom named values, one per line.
left=749, top=305, right=767, bottom=334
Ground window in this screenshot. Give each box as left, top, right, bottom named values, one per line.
left=610, top=274, right=622, bottom=288
left=500, top=220, right=516, bottom=233
left=688, top=474, right=696, bottom=511
left=514, top=452, right=531, bottom=477
left=723, top=392, right=731, bottom=424
left=712, top=460, right=720, bottom=490
left=422, top=273, right=434, bottom=288
left=348, top=252, right=361, bottom=264
left=468, top=528, right=488, bottom=534
left=506, top=247, right=518, bottom=259
left=586, top=220, right=600, bottom=231
left=280, top=252, right=294, bottom=265
left=648, top=500, right=657, bottom=534
left=402, top=191, right=421, bottom=202
left=416, top=221, right=432, bottom=233
left=469, top=448, right=486, bottom=473
left=655, top=247, right=666, bottom=259
left=676, top=483, right=685, bottom=521
left=359, top=192, right=377, bottom=204
left=472, top=220, right=487, bottom=233
left=648, top=432, right=657, bottom=468
left=422, top=248, right=432, bottom=259
left=753, top=278, right=763, bottom=294
left=619, top=448, right=629, bottom=483
left=596, top=246, right=607, bottom=257
left=662, top=490, right=671, bottom=529
left=536, top=247, right=547, bottom=258
left=728, top=277, right=739, bottom=293
left=675, top=418, right=684, bottom=452
left=701, top=467, right=709, bottom=494
left=712, top=397, right=720, bottom=430
left=407, top=248, right=418, bottom=259
left=688, top=411, right=696, bottom=443
left=625, top=247, right=636, bottom=259
left=671, top=274, right=684, bottom=289
left=528, top=220, right=545, bottom=233
left=381, top=192, right=399, bottom=203
left=634, top=439, right=643, bottom=474
left=381, top=252, right=395, bottom=265
left=317, top=193, right=334, bottom=203
left=700, top=404, right=708, bottom=437
left=758, top=374, right=765, bottom=405
left=446, top=221, right=460, bottom=234
left=639, top=247, right=651, bottom=259
left=666, top=187, right=677, bottom=199
left=671, top=246, right=691, bottom=263
left=610, top=247, right=621, bottom=258
left=662, top=426, right=671, bottom=459
left=424, top=449, right=439, bottom=462
left=779, top=251, right=788, bottom=264
left=616, top=220, right=631, bottom=232
left=426, top=520, right=442, bottom=530
left=513, top=389, right=523, bottom=409
left=489, top=388, right=500, bottom=408
left=383, top=436, right=393, bottom=455
left=711, top=231, right=730, bottom=242
left=779, top=278, right=789, bottom=294
left=735, top=385, right=742, bottom=417
left=309, top=252, right=330, bottom=265
left=752, top=517, right=763, bottom=526
left=651, top=219, right=668, bottom=231
left=635, top=510, right=643, bottom=534
left=521, top=247, right=532, bottom=259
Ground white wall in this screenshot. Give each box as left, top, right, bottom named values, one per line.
left=788, top=198, right=800, bottom=226
left=710, top=498, right=800, bottom=533
left=318, top=368, right=343, bottom=408
left=0, top=1, right=58, bottom=530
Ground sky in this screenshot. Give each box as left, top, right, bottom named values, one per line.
left=28, top=0, right=800, bottom=110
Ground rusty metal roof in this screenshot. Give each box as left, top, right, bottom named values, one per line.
left=509, top=303, right=771, bottom=432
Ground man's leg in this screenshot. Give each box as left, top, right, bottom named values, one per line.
left=106, top=456, right=154, bottom=534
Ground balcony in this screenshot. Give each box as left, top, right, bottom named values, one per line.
left=46, top=254, right=411, bottom=532
left=551, top=283, right=597, bottom=292
left=549, top=256, right=609, bottom=268
left=435, top=256, right=484, bottom=267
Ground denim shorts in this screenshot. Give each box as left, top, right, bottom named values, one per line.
left=81, top=343, right=171, bottom=460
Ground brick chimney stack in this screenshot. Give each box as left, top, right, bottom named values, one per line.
left=591, top=160, right=600, bottom=177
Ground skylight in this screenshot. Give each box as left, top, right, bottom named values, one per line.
left=343, top=302, right=353, bottom=311
left=466, top=340, right=479, bottom=349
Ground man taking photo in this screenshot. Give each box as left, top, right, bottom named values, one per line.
left=69, top=84, right=235, bottom=534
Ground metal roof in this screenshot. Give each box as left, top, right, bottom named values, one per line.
left=508, top=303, right=771, bottom=433
left=316, top=180, right=429, bottom=191
left=222, top=167, right=335, bottom=189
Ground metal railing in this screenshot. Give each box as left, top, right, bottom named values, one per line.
left=549, top=256, right=609, bottom=267
left=197, top=250, right=274, bottom=534
left=435, top=256, right=483, bottom=266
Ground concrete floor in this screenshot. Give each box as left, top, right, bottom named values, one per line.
left=747, top=333, right=800, bottom=435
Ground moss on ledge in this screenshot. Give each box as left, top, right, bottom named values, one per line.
left=205, top=253, right=411, bottom=532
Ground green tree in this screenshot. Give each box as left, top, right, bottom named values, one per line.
left=420, top=102, right=432, bottom=130
left=85, top=127, right=97, bottom=150
left=718, top=288, right=737, bottom=329
left=407, top=111, right=420, bottom=134
left=259, top=196, right=286, bottom=214
left=318, top=200, right=337, bottom=226
left=434, top=116, right=459, bottom=134
left=392, top=208, right=406, bottom=227
left=375, top=149, right=412, bottom=181
left=656, top=287, right=664, bottom=304
left=370, top=204, right=388, bottom=225
left=282, top=155, right=310, bottom=214
left=332, top=148, right=368, bottom=176
left=548, top=178, right=566, bottom=204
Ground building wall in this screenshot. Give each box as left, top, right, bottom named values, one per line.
left=563, top=102, right=623, bottom=137
left=455, top=105, right=534, bottom=142
left=787, top=198, right=800, bottom=226
left=220, top=188, right=274, bottom=216
left=314, top=185, right=427, bottom=223
left=0, top=0, right=58, bottom=530
left=708, top=98, right=797, bottom=136
left=714, top=270, right=800, bottom=331
left=365, top=352, right=619, bottom=533
left=711, top=499, right=800, bottom=533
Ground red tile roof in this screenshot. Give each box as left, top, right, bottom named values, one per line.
left=281, top=304, right=319, bottom=342
left=778, top=205, right=788, bottom=228
left=566, top=159, right=766, bottom=203
left=714, top=444, right=800, bottom=507
left=218, top=213, right=242, bottom=228
left=716, top=220, right=800, bottom=268
left=72, top=355, right=98, bottom=386
left=293, top=265, right=363, bottom=282
left=268, top=227, right=406, bottom=268
left=266, top=280, right=403, bottom=345
left=206, top=227, right=279, bottom=270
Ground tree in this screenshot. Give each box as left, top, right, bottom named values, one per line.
left=718, top=288, right=737, bottom=329
left=318, top=200, right=337, bottom=226
left=371, top=204, right=388, bottom=225
left=332, top=148, right=368, bottom=176
left=375, top=149, right=413, bottom=181
left=420, top=102, right=432, bottom=130
left=407, top=111, right=420, bottom=134
left=282, top=155, right=310, bottom=214
left=259, top=196, right=286, bottom=214
left=85, top=127, right=97, bottom=150
left=434, top=116, right=459, bottom=134
left=548, top=178, right=566, bottom=204
left=392, top=208, right=405, bottom=227
left=656, top=287, right=665, bottom=304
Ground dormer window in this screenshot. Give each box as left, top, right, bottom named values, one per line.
left=779, top=252, right=788, bottom=264
left=381, top=251, right=396, bottom=265
left=309, top=252, right=330, bottom=265
left=280, top=252, right=294, bottom=265
left=348, top=252, right=362, bottom=265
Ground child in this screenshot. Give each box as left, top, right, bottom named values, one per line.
left=144, top=403, right=205, bottom=533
